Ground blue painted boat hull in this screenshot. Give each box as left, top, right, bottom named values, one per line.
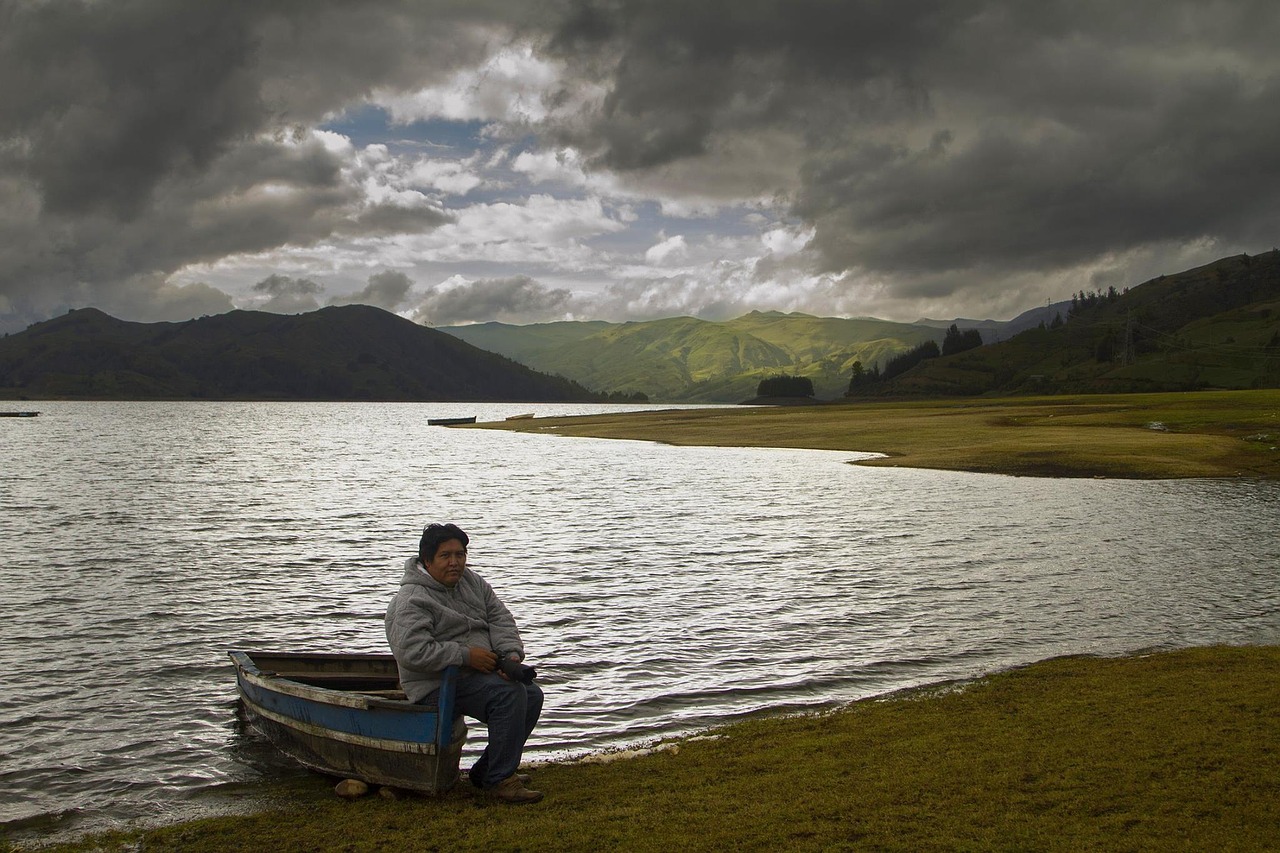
left=230, top=650, right=467, bottom=793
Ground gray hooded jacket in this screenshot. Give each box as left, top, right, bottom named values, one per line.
left=384, top=556, right=524, bottom=702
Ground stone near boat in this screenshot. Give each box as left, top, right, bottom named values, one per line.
left=335, top=779, right=369, bottom=798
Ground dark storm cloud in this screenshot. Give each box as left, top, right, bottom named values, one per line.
left=411, top=275, right=572, bottom=326
left=339, top=203, right=454, bottom=237
left=0, top=1, right=264, bottom=219
left=3, top=0, right=1279, bottom=333
left=536, top=0, right=1280, bottom=285
left=252, top=273, right=323, bottom=313
left=328, top=270, right=414, bottom=311
left=0, top=0, right=508, bottom=218
left=0, top=0, right=513, bottom=331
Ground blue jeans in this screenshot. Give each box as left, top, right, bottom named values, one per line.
left=438, top=672, right=543, bottom=788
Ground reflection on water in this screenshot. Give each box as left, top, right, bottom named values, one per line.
left=2, top=401, right=1278, bottom=840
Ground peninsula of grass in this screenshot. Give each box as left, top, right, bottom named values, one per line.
left=24, top=645, right=1279, bottom=853
left=480, top=389, right=1280, bottom=479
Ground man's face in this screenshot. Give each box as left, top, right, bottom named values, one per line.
left=425, top=538, right=467, bottom=587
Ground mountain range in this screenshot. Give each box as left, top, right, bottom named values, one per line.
left=441, top=306, right=1062, bottom=402
left=0, top=305, right=599, bottom=401
left=4, top=251, right=1273, bottom=403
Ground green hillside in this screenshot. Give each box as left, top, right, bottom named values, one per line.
left=444, top=311, right=940, bottom=402
left=856, top=251, right=1280, bottom=397
left=436, top=319, right=611, bottom=366
left=0, top=305, right=601, bottom=401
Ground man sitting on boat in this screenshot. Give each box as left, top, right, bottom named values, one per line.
left=385, top=522, right=545, bottom=804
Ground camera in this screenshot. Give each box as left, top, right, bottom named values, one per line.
left=494, top=651, right=536, bottom=683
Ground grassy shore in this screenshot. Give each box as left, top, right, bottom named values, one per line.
left=479, top=389, right=1280, bottom=479
left=20, top=646, right=1279, bottom=852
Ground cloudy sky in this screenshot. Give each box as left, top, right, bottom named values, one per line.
left=2, top=1, right=1278, bottom=334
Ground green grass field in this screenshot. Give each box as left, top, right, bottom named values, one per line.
left=483, top=389, right=1280, bottom=479
left=24, top=646, right=1279, bottom=852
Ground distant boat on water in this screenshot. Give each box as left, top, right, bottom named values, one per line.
left=427, top=416, right=477, bottom=426
left=505, top=413, right=535, bottom=421
left=0, top=411, right=40, bottom=417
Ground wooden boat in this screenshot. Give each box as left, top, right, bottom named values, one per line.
left=427, top=416, right=477, bottom=426
left=0, top=411, right=40, bottom=417
left=505, top=413, right=535, bottom=421
left=229, top=650, right=467, bottom=793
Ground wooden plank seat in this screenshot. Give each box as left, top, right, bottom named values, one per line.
left=357, top=689, right=410, bottom=700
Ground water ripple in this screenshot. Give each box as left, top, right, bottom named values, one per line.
left=2, top=400, right=1278, bottom=843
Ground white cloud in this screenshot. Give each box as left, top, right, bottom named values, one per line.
left=511, top=147, right=588, bottom=185
left=373, top=44, right=563, bottom=125
left=762, top=226, right=813, bottom=256
left=432, top=193, right=625, bottom=253
left=644, top=234, right=688, bottom=265
left=346, top=137, right=483, bottom=202
left=403, top=159, right=484, bottom=195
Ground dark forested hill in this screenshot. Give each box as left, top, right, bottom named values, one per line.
left=850, top=251, right=1280, bottom=397
left=0, top=305, right=601, bottom=401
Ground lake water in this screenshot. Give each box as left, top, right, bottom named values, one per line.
left=2, top=401, right=1278, bottom=843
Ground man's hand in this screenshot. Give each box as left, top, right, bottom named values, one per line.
left=467, top=647, right=498, bottom=673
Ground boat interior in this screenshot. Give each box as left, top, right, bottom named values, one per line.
left=244, top=652, right=410, bottom=700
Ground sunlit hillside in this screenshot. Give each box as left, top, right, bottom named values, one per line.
left=443, top=312, right=942, bottom=401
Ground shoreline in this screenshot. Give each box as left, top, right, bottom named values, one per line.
left=475, top=389, right=1280, bottom=480
left=23, top=644, right=1280, bottom=852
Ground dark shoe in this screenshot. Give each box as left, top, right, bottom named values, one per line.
left=486, top=774, right=543, bottom=804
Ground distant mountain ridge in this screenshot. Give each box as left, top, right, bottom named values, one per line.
left=442, top=311, right=944, bottom=401
left=0, top=305, right=600, bottom=401
left=7, top=251, right=1270, bottom=404
left=915, top=301, right=1074, bottom=343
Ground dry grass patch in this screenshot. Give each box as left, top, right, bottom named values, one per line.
left=482, top=390, right=1280, bottom=479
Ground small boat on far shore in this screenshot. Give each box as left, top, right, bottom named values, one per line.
left=505, top=413, right=535, bottom=421
left=0, top=411, right=40, bottom=418
left=427, top=416, right=477, bottom=426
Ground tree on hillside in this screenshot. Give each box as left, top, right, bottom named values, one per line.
left=605, top=390, right=649, bottom=402
left=882, top=341, right=940, bottom=380
left=846, top=360, right=882, bottom=395
left=1068, top=287, right=1126, bottom=318
left=757, top=374, right=814, bottom=397
left=941, top=324, right=984, bottom=356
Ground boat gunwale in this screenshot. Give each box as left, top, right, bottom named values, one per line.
left=229, top=650, right=430, bottom=713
